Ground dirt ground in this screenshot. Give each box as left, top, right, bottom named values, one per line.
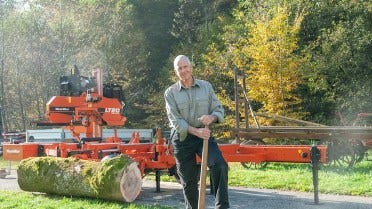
left=1, top=169, right=372, bottom=209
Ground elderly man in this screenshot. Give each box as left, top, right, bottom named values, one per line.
left=164, top=55, right=229, bottom=209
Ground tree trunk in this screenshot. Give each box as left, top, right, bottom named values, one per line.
left=17, top=155, right=142, bottom=202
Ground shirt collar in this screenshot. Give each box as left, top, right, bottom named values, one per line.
left=176, top=77, right=200, bottom=91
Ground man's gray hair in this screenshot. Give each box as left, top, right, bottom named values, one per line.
left=173, top=55, right=191, bottom=70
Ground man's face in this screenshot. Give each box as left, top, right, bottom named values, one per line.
left=174, top=59, right=192, bottom=82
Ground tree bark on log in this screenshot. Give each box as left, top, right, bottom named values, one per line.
left=17, top=154, right=142, bottom=202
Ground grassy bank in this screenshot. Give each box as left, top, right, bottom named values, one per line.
left=227, top=160, right=372, bottom=196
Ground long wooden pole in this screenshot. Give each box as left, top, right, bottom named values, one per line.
left=233, top=126, right=372, bottom=140
left=198, top=127, right=209, bottom=209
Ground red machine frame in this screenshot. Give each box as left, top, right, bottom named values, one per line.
left=3, top=129, right=328, bottom=175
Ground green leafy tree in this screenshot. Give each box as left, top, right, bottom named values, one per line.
left=299, top=0, right=371, bottom=124
left=124, top=0, right=179, bottom=128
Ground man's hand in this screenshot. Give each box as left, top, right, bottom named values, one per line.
left=187, top=126, right=211, bottom=140
left=198, top=115, right=217, bottom=126
left=197, top=127, right=211, bottom=140
left=187, top=115, right=217, bottom=140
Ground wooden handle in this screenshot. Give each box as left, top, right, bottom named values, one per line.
left=198, top=133, right=209, bottom=209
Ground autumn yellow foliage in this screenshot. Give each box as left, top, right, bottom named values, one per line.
left=235, top=6, right=304, bottom=119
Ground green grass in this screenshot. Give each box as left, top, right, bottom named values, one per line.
left=227, top=160, right=372, bottom=196
left=0, top=157, right=19, bottom=169
left=0, top=190, right=174, bottom=209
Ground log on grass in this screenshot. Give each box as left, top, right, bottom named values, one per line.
left=17, top=155, right=142, bottom=202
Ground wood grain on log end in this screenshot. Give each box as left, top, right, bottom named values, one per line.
left=120, top=162, right=142, bottom=202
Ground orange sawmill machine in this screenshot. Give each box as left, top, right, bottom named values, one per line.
left=2, top=67, right=371, bottom=204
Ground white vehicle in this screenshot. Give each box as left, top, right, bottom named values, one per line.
left=26, top=129, right=70, bottom=143
left=26, top=128, right=153, bottom=143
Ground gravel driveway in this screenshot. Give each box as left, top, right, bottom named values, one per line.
left=1, top=169, right=371, bottom=209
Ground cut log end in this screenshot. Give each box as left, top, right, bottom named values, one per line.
left=120, top=162, right=143, bottom=202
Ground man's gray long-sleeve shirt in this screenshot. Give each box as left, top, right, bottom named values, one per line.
left=164, top=78, right=224, bottom=141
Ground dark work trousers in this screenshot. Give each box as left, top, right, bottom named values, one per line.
left=172, top=132, right=229, bottom=209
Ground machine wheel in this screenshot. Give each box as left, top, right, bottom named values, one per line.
left=240, top=139, right=268, bottom=169
left=338, top=140, right=366, bottom=168
left=326, top=139, right=367, bottom=168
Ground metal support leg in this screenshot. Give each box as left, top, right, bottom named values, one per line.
left=310, top=145, right=321, bottom=204
left=154, top=147, right=161, bottom=193
left=155, top=169, right=161, bottom=193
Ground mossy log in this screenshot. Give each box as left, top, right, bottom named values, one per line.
left=17, top=155, right=142, bottom=202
